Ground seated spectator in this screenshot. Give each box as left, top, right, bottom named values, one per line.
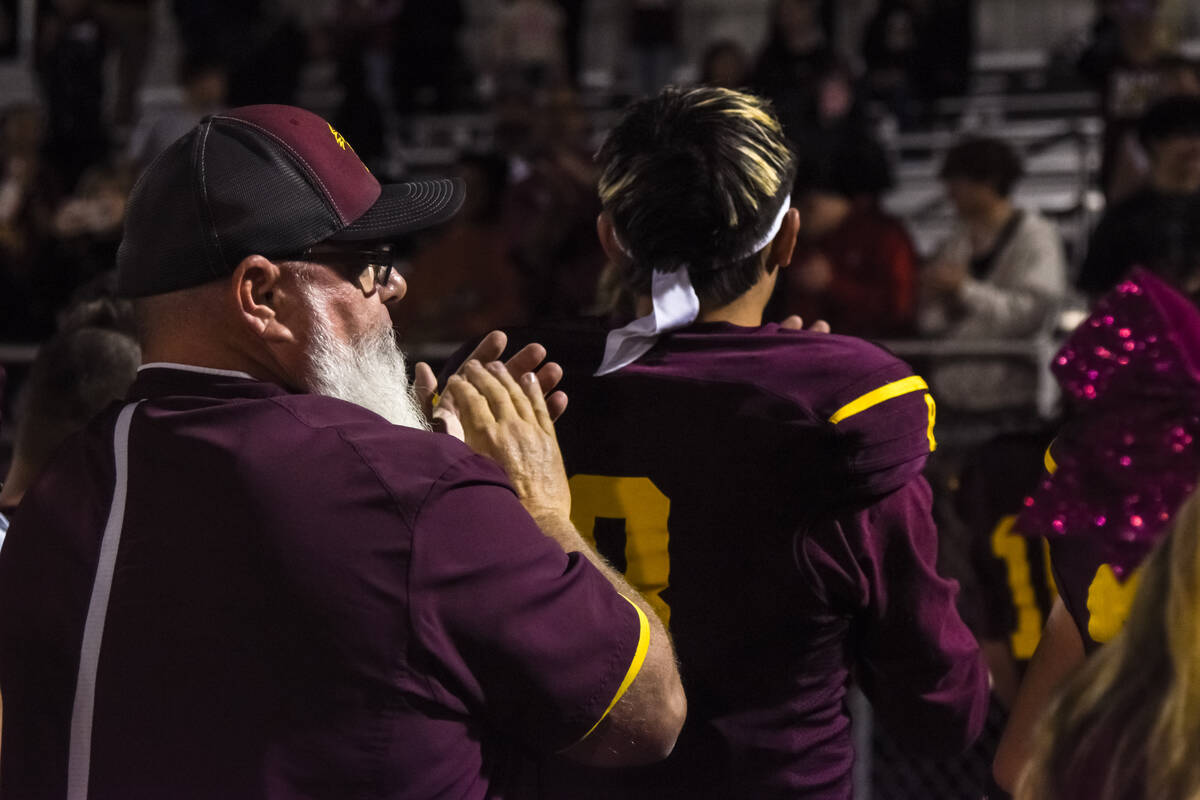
left=127, top=52, right=228, bottom=169
left=778, top=135, right=919, bottom=338
left=697, top=38, right=749, bottom=89
left=395, top=153, right=526, bottom=343
left=919, top=136, right=1067, bottom=410
left=1076, top=94, right=1200, bottom=299
left=1017, top=484, right=1200, bottom=800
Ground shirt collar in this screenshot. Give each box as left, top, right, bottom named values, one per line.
left=132, top=363, right=292, bottom=401
left=138, top=362, right=256, bottom=380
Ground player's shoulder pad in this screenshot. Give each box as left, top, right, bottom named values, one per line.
left=807, top=334, right=937, bottom=498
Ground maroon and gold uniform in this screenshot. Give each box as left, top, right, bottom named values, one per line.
left=445, top=321, right=987, bottom=799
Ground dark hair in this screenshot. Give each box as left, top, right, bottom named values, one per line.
left=939, top=136, right=1025, bottom=197
left=14, top=326, right=140, bottom=475
left=794, top=134, right=894, bottom=198
left=596, top=86, right=796, bottom=307
left=1138, top=94, right=1200, bottom=149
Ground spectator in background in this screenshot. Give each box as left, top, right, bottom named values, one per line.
left=1077, top=94, right=1200, bottom=298
left=0, top=319, right=140, bottom=541
left=0, top=0, right=16, bottom=57
left=1079, top=0, right=1185, bottom=198
left=0, top=103, right=64, bottom=338
left=95, top=0, right=153, bottom=129
left=393, top=0, right=466, bottom=112
left=171, top=0, right=304, bottom=108
left=328, top=0, right=398, bottom=170
left=749, top=0, right=835, bottom=137
left=778, top=134, right=919, bottom=338
left=127, top=52, right=228, bottom=169
left=919, top=136, right=1066, bottom=410
left=862, top=0, right=923, bottom=127
left=494, top=0, right=567, bottom=95
left=505, top=89, right=606, bottom=321
left=396, top=153, right=526, bottom=344
left=698, top=38, right=750, bottom=89
left=35, top=0, right=108, bottom=191
left=1103, top=55, right=1200, bottom=198
left=792, top=57, right=874, bottom=162
left=629, top=0, right=680, bottom=97
left=862, top=0, right=973, bottom=129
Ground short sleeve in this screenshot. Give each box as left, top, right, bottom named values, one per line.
left=408, top=455, right=647, bottom=752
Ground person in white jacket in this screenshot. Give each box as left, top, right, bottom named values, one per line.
left=919, top=136, right=1067, bottom=410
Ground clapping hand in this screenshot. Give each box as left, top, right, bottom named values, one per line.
left=413, top=331, right=568, bottom=440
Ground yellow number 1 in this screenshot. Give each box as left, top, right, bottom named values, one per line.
left=568, top=475, right=672, bottom=626
left=990, top=515, right=1049, bottom=659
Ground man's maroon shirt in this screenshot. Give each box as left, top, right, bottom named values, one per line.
left=445, top=321, right=987, bottom=799
left=0, top=365, right=646, bottom=799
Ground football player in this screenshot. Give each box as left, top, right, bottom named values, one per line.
left=437, top=86, right=987, bottom=799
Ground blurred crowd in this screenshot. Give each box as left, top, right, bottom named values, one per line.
left=0, top=0, right=1194, bottom=363
left=1, top=1, right=1200, bottom=799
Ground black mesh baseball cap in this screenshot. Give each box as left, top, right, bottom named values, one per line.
left=116, top=104, right=466, bottom=298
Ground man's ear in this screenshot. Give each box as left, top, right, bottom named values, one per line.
left=597, top=212, right=631, bottom=267
left=768, top=207, right=802, bottom=271
left=231, top=255, right=296, bottom=343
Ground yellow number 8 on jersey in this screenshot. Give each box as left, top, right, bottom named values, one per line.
left=569, top=475, right=672, bottom=626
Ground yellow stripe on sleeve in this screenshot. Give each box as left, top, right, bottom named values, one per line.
left=572, top=594, right=651, bottom=745
left=1044, top=444, right=1058, bottom=475
left=828, top=375, right=930, bottom=424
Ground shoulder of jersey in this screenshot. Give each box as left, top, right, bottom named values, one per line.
left=765, top=331, right=938, bottom=494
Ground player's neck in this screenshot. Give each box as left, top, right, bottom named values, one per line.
left=697, top=294, right=766, bottom=327
left=698, top=268, right=776, bottom=327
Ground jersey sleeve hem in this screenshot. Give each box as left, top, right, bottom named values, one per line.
left=562, top=593, right=650, bottom=749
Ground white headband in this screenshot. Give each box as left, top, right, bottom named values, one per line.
left=596, top=198, right=792, bottom=376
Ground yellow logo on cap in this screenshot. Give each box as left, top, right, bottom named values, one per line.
left=328, top=122, right=370, bottom=173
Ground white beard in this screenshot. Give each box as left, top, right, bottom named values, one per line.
left=303, top=304, right=430, bottom=431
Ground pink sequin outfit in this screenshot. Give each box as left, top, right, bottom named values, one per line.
left=1018, top=268, right=1200, bottom=577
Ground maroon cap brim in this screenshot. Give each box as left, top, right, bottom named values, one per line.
left=329, top=178, right=466, bottom=242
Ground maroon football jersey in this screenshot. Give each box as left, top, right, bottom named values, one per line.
left=445, top=320, right=987, bottom=799
left=957, top=430, right=1059, bottom=662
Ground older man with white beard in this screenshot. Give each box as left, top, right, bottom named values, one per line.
left=0, top=105, right=685, bottom=800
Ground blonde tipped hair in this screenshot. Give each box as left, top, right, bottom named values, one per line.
left=595, top=86, right=796, bottom=307
left=1019, top=486, right=1200, bottom=800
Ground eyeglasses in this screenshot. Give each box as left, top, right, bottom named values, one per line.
left=289, top=247, right=398, bottom=296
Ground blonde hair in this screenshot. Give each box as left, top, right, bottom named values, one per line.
left=1019, top=487, right=1200, bottom=800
